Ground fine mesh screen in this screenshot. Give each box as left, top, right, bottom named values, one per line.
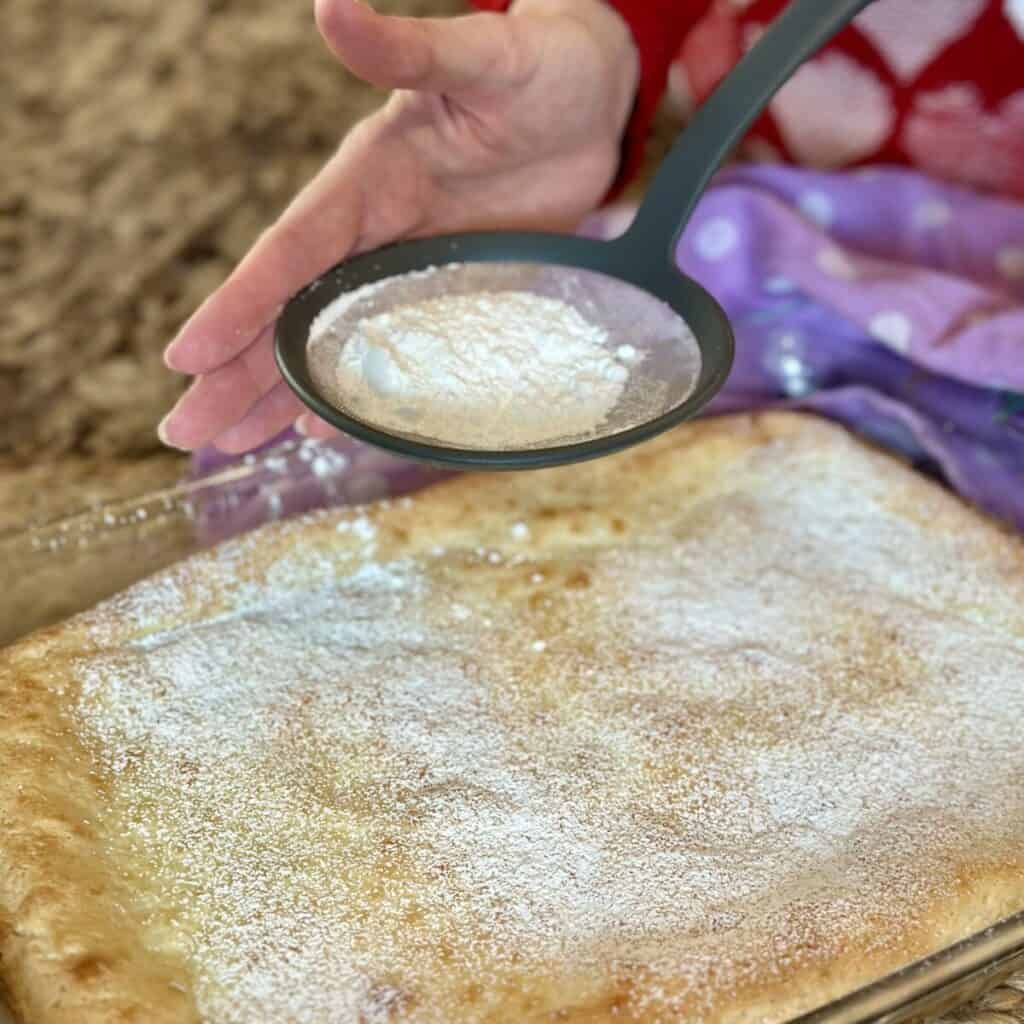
left=306, top=261, right=702, bottom=451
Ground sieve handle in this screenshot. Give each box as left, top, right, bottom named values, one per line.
left=619, top=0, right=876, bottom=265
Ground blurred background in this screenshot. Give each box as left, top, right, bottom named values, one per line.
left=1, top=0, right=677, bottom=528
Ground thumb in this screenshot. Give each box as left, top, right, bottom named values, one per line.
left=314, top=0, right=529, bottom=94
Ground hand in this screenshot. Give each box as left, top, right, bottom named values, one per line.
left=159, top=0, right=638, bottom=452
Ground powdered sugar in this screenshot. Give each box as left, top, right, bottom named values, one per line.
left=316, top=288, right=637, bottom=448
left=307, top=267, right=444, bottom=339
left=71, top=425, right=1024, bottom=1022
left=304, top=261, right=704, bottom=453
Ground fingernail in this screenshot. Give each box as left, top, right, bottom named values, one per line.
left=294, top=415, right=311, bottom=437
left=157, top=412, right=187, bottom=451
left=164, top=341, right=187, bottom=372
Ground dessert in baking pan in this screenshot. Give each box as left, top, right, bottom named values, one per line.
left=1, top=413, right=1022, bottom=1024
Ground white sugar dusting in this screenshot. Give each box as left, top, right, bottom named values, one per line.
left=311, top=283, right=643, bottom=448
left=72, top=434, right=1024, bottom=1023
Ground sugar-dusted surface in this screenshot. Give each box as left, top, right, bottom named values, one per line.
left=328, top=289, right=631, bottom=448
left=4, top=413, right=1024, bottom=1024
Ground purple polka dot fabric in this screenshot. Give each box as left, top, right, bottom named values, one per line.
left=192, top=165, right=1024, bottom=541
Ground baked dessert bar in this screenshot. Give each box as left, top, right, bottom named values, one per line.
left=2, top=413, right=1022, bottom=1023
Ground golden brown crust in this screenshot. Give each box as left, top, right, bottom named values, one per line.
left=0, top=626, right=200, bottom=1024
left=1, top=412, right=1023, bottom=1024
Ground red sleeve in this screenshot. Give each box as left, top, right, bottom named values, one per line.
left=471, top=0, right=708, bottom=199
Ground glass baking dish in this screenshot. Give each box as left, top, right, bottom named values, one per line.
left=1, top=435, right=1022, bottom=1024
left=0, top=436, right=448, bottom=647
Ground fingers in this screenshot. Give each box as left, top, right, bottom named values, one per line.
left=159, top=326, right=279, bottom=450
left=163, top=153, right=368, bottom=376
left=212, top=382, right=308, bottom=455
left=315, top=0, right=528, bottom=95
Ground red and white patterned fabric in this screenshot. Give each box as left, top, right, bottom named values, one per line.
left=667, top=0, right=1024, bottom=196
left=471, top=0, right=1024, bottom=198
